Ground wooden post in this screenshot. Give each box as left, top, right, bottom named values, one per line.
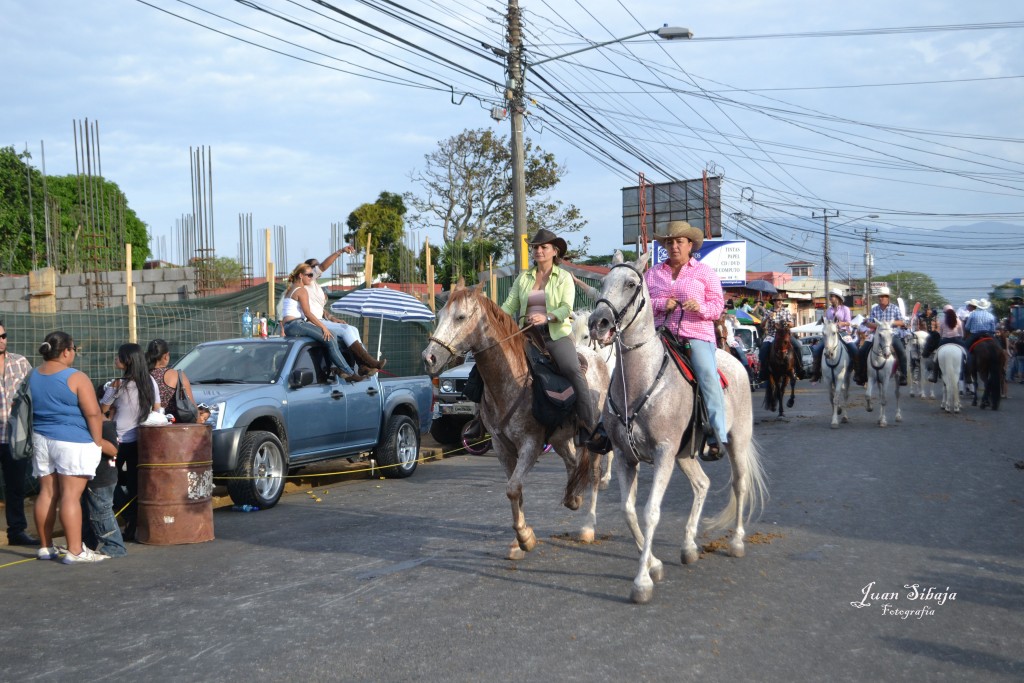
left=424, top=236, right=435, bottom=312
left=489, top=256, right=497, bottom=302
left=127, top=244, right=137, bottom=343
left=266, top=228, right=275, bottom=318
left=362, top=232, right=373, bottom=342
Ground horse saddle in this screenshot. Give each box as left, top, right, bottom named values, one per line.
left=661, top=333, right=729, bottom=389
left=968, top=335, right=994, bottom=353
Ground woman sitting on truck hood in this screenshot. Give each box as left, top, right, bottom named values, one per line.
left=281, top=263, right=364, bottom=381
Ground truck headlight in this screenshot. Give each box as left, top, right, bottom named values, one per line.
left=206, top=401, right=226, bottom=430
left=440, top=379, right=455, bottom=394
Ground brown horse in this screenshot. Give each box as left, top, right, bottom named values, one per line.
left=969, top=337, right=1005, bottom=410
left=763, top=324, right=798, bottom=417
left=421, top=285, right=612, bottom=559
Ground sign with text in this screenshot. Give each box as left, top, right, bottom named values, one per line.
left=652, top=239, right=747, bottom=287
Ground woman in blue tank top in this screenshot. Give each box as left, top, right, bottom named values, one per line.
left=30, top=331, right=118, bottom=564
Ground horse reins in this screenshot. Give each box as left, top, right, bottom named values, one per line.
left=594, top=263, right=648, bottom=350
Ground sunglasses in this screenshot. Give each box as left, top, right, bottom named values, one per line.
left=301, top=271, right=314, bottom=277
left=0, top=333, right=6, bottom=340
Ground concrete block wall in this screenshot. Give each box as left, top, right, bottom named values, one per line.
left=0, top=267, right=197, bottom=312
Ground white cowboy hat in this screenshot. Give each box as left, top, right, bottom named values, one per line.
left=976, top=298, right=991, bottom=310
left=876, top=286, right=891, bottom=297
left=828, top=287, right=844, bottom=299
left=966, top=299, right=980, bottom=308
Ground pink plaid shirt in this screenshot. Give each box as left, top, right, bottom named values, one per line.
left=644, top=258, right=724, bottom=344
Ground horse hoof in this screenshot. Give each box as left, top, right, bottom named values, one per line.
left=866, top=406, right=873, bottom=412
left=579, top=528, right=595, bottom=544
left=730, top=542, right=745, bottom=558
left=630, top=584, right=654, bottom=605
left=599, top=480, right=610, bottom=491
left=681, top=547, right=699, bottom=565
left=518, top=527, right=537, bottom=552
left=830, top=422, right=839, bottom=429
left=787, top=398, right=795, bottom=408
left=650, top=561, right=665, bottom=582
left=563, top=494, right=582, bottom=511
left=507, top=544, right=527, bottom=561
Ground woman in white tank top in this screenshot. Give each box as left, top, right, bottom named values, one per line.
left=280, top=263, right=362, bottom=380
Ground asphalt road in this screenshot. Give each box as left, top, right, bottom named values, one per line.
left=2, top=381, right=1022, bottom=682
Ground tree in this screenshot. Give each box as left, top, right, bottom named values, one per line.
left=404, top=128, right=588, bottom=261
left=578, top=249, right=637, bottom=266
left=346, top=192, right=408, bottom=282
left=436, top=238, right=503, bottom=287
left=868, top=271, right=943, bottom=311
left=198, top=256, right=244, bottom=288
left=0, top=145, right=150, bottom=273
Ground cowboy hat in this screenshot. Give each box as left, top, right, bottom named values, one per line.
left=966, top=299, right=980, bottom=308
left=976, top=298, right=991, bottom=310
left=876, top=286, right=891, bottom=297
left=653, top=220, right=704, bottom=251
left=526, top=228, right=568, bottom=257
left=828, top=287, right=844, bottom=299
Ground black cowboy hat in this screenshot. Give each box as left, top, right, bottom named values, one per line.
left=527, top=228, right=568, bottom=257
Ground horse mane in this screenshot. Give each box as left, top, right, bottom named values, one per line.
left=449, top=287, right=529, bottom=375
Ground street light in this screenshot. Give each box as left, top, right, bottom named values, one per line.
left=813, top=211, right=877, bottom=304
left=507, top=18, right=694, bottom=271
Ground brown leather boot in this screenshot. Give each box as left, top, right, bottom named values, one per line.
left=349, top=341, right=387, bottom=374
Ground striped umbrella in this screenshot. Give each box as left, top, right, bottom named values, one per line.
left=734, top=308, right=761, bottom=325
left=331, top=287, right=435, bottom=357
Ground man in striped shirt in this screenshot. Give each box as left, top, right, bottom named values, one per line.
left=0, top=321, right=36, bottom=546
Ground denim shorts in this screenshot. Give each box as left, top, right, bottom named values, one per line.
left=31, top=433, right=101, bottom=478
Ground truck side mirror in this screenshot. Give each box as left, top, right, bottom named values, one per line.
left=289, top=368, right=315, bottom=388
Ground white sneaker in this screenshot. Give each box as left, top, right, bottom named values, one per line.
left=37, top=546, right=63, bottom=561
left=61, top=547, right=109, bottom=564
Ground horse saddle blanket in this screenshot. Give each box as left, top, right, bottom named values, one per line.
left=661, top=335, right=729, bottom=389
left=525, top=343, right=577, bottom=429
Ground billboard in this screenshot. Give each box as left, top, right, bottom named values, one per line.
left=652, top=239, right=747, bottom=287
left=622, top=176, right=722, bottom=245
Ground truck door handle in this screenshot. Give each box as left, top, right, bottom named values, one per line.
left=331, top=390, right=344, bottom=400
left=365, top=387, right=379, bottom=396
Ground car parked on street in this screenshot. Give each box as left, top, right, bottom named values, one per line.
left=430, top=353, right=476, bottom=446
left=179, top=337, right=434, bottom=509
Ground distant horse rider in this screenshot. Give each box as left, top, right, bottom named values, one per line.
left=758, top=295, right=806, bottom=385
left=963, top=298, right=997, bottom=380
left=810, top=288, right=858, bottom=383
left=854, top=286, right=908, bottom=386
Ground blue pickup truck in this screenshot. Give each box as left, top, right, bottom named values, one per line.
left=177, top=337, right=433, bottom=509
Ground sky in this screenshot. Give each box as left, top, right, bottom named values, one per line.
left=3, top=0, right=1023, bottom=302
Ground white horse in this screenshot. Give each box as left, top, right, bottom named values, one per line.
left=588, top=251, right=768, bottom=604
left=907, top=330, right=935, bottom=400
left=923, top=332, right=966, bottom=414
left=571, top=308, right=615, bottom=490
left=821, top=321, right=852, bottom=428
left=865, top=322, right=901, bottom=426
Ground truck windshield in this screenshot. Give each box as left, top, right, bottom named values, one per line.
left=177, top=343, right=290, bottom=384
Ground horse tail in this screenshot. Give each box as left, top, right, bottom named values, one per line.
left=566, top=441, right=593, bottom=498
left=704, top=435, right=769, bottom=533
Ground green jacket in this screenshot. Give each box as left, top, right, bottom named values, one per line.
left=500, top=265, right=574, bottom=341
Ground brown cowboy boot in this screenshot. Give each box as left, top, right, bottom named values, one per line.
left=349, top=341, right=387, bottom=375
left=331, top=366, right=367, bottom=382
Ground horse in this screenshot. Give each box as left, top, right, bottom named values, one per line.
left=588, top=251, right=767, bottom=604
left=763, top=323, right=797, bottom=417
left=907, top=330, right=935, bottom=400
left=923, top=331, right=965, bottom=414
left=865, top=322, right=901, bottom=426
left=421, top=284, right=611, bottom=560
left=821, top=320, right=852, bottom=428
left=571, top=308, right=615, bottom=490
left=969, top=337, right=1005, bottom=410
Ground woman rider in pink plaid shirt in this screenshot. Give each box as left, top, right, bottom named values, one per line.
left=643, top=221, right=728, bottom=460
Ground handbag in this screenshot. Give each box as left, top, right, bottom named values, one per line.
left=8, top=371, right=34, bottom=461
left=173, top=371, right=200, bottom=423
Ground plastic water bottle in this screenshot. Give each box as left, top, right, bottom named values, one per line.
left=232, top=504, right=259, bottom=512
left=242, top=307, right=253, bottom=338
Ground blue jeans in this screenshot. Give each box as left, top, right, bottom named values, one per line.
left=689, top=339, right=728, bottom=445
left=284, top=319, right=356, bottom=375
left=82, top=483, right=127, bottom=557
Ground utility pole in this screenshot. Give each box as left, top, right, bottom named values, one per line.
left=506, top=0, right=528, bottom=272
left=813, top=209, right=838, bottom=307
left=857, top=227, right=878, bottom=310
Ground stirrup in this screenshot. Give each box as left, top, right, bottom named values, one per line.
left=700, top=441, right=726, bottom=462
left=583, top=423, right=613, bottom=455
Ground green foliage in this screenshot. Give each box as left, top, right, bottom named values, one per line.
left=436, top=238, right=503, bottom=287
left=867, top=271, right=943, bottom=311
left=346, top=192, right=408, bottom=282
left=405, top=128, right=588, bottom=259
left=199, top=256, right=244, bottom=288
left=988, top=281, right=1024, bottom=321
left=0, top=146, right=150, bottom=273
left=578, top=249, right=637, bottom=266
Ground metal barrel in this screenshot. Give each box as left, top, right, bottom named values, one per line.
left=137, top=424, right=215, bottom=545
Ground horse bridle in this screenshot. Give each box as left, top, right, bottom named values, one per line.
left=594, top=263, right=651, bottom=352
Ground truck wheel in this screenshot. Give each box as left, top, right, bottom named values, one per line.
left=227, top=430, right=287, bottom=509
left=377, top=415, right=419, bottom=479
left=429, top=416, right=466, bottom=446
